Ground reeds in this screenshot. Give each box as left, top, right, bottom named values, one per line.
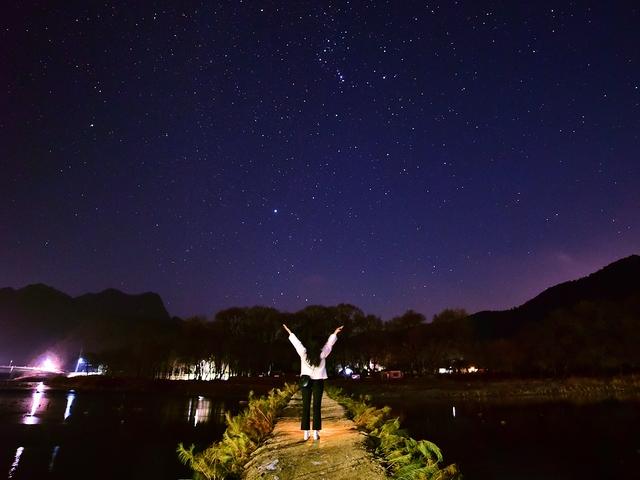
left=327, top=386, right=462, bottom=480
left=177, top=383, right=296, bottom=480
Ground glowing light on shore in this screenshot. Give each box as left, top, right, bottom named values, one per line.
left=39, top=357, right=61, bottom=373
left=75, top=357, right=85, bottom=372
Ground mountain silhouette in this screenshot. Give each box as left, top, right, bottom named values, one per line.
left=468, top=254, right=640, bottom=338
left=0, top=284, right=170, bottom=366
left=2, top=255, right=638, bottom=370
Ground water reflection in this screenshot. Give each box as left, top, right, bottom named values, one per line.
left=379, top=398, right=640, bottom=480
left=49, top=445, right=60, bottom=472
left=8, top=446, right=24, bottom=479
left=187, top=396, right=213, bottom=426
left=64, top=391, right=76, bottom=420
left=23, top=382, right=46, bottom=425
left=2, top=389, right=234, bottom=480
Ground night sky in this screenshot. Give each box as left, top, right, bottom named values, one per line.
left=1, top=1, right=639, bottom=320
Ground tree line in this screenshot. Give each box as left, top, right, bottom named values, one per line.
left=86, top=299, right=640, bottom=379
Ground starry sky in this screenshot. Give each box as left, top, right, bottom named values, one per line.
left=1, top=1, right=639, bottom=320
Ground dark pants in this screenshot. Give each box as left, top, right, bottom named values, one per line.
left=301, top=379, right=324, bottom=430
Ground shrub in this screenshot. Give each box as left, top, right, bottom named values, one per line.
left=178, top=383, right=296, bottom=480
left=327, top=386, right=462, bottom=480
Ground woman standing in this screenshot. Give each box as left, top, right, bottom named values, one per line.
left=282, top=323, right=343, bottom=440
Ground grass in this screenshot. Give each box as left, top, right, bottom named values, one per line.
left=327, top=386, right=462, bottom=480
left=177, top=383, right=296, bottom=480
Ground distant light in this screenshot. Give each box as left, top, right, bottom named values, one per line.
left=75, top=357, right=85, bottom=373
left=40, top=358, right=60, bottom=373
left=468, top=365, right=479, bottom=373
left=273, top=208, right=278, bottom=213
left=452, top=406, right=456, bottom=418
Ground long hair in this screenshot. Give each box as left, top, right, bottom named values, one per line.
left=302, top=336, right=323, bottom=367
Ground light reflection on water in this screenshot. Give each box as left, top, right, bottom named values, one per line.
left=8, top=446, right=24, bottom=479
left=64, top=392, right=76, bottom=420
left=378, top=397, right=640, bottom=480
left=48, top=445, right=60, bottom=472
left=187, top=395, right=213, bottom=426
left=16, top=383, right=221, bottom=427
left=23, top=382, right=47, bottom=425
left=2, top=385, right=235, bottom=479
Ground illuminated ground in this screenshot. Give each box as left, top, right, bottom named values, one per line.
left=243, top=392, right=387, bottom=480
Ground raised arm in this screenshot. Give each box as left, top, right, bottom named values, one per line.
left=284, top=324, right=306, bottom=358
left=321, top=325, right=343, bottom=359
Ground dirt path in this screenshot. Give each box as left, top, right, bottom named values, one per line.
left=243, top=391, right=388, bottom=480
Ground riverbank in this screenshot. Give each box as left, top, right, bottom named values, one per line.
left=332, top=374, right=640, bottom=402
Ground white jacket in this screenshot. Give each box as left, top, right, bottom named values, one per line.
left=288, top=332, right=337, bottom=379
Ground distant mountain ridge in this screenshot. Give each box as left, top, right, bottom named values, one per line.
left=2, top=255, right=638, bottom=369
left=0, top=284, right=170, bottom=365
left=468, top=254, right=640, bottom=338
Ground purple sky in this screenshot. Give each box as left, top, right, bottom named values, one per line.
left=2, top=1, right=639, bottom=319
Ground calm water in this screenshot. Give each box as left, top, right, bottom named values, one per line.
left=0, top=383, right=239, bottom=480
left=379, top=397, right=640, bottom=479
left=3, top=383, right=639, bottom=479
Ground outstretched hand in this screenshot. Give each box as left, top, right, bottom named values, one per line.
left=333, top=325, right=344, bottom=335
left=282, top=323, right=292, bottom=335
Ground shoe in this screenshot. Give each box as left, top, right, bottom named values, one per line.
left=313, top=430, right=320, bottom=441
left=303, top=430, right=310, bottom=440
